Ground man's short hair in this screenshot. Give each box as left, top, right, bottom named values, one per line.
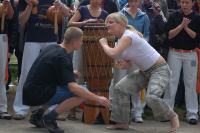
left=63, top=27, right=83, bottom=44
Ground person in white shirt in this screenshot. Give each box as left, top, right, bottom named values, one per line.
left=99, top=12, right=179, bottom=132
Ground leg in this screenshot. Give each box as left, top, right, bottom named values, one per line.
left=0, top=34, right=11, bottom=119
left=108, top=70, right=147, bottom=129
left=182, top=52, right=198, bottom=124
left=13, top=42, right=41, bottom=118
left=13, top=42, right=55, bottom=119
left=145, top=64, right=179, bottom=132
left=164, top=50, right=182, bottom=109
left=131, top=90, right=146, bottom=123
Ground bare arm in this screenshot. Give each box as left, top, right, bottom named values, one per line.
left=168, top=24, right=183, bottom=39
left=68, top=10, right=98, bottom=27
left=18, top=1, right=33, bottom=26
left=3, top=0, right=14, bottom=19
left=184, top=27, right=197, bottom=39
left=68, top=82, right=110, bottom=107
left=54, top=0, right=71, bottom=17
left=99, top=36, right=132, bottom=59
left=68, top=10, right=84, bottom=27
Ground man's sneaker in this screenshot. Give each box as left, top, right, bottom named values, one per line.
left=29, top=108, right=45, bottom=128
left=43, top=115, right=64, bottom=133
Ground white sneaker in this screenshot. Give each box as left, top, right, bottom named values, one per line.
left=134, top=117, right=143, bottom=123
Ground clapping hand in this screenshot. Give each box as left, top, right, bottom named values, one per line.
left=181, top=17, right=191, bottom=29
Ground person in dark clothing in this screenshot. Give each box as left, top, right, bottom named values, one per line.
left=164, top=0, right=200, bottom=125
left=23, top=27, right=110, bottom=133
left=148, top=2, right=168, bottom=59
left=79, top=0, right=119, bottom=14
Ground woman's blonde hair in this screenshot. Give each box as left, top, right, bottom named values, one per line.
left=105, top=12, right=143, bottom=37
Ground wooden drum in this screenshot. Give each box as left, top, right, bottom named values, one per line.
left=82, top=23, right=115, bottom=124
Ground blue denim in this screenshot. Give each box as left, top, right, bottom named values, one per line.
left=47, top=85, right=75, bottom=106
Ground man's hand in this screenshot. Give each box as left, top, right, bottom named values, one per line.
left=2, top=0, right=12, bottom=8
left=97, top=96, right=110, bottom=107
left=54, top=0, right=72, bottom=16
left=73, top=70, right=81, bottom=79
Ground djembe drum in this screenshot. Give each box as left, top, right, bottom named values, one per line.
left=82, top=23, right=115, bottom=124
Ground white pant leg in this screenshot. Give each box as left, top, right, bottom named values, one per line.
left=73, top=48, right=84, bottom=84
left=131, top=91, right=146, bottom=118
left=13, top=42, right=56, bottom=115
left=129, top=66, right=145, bottom=118
left=0, top=34, right=8, bottom=112
left=164, top=50, right=182, bottom=108
left=182, top=52, right=198, bottom=120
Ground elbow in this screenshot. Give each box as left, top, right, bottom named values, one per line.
left=67, top=21, right=72, bottom=27
left=168, top=33, right=173, bottom=40
left=109, top=52, right=117, bottom=59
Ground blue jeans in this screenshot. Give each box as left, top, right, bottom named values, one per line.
left=47, top=85, right=75, bottom=106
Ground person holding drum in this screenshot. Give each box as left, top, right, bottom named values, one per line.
left=99, top=12, right=179, bottom=132
left=67, top=0, right=108, bottom=121
left=22, top=27, right=110, bottom=133
left=68, top=0, right=108, bottom=27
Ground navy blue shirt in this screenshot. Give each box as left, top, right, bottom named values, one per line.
left=78, top=6, right=108, bottom=22
left=79, top=0, right=119, bottom=14
left=18, top=0, right=66, bottom=42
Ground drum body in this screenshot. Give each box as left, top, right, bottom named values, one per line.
left=82, top=23, right=115, bottom=124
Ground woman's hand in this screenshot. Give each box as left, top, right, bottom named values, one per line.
left=115, top=60, right=132, bottom=69
left=99, top=38, right=108, bottom=46
left=82, top=18, right=98, bottom=25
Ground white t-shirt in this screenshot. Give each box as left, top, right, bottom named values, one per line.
left=121, top=30, right=160, bottom=71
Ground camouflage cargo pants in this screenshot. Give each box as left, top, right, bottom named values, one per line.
left=110, top=63, right=176, bottom=123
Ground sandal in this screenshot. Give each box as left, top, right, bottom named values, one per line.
left=0, top=112, right=12, bottom=120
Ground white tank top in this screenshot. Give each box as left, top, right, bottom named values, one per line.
left=121, top=30, right=160, bottom=71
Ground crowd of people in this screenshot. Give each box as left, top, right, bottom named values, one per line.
left=0, top=0, right=200, bottom=133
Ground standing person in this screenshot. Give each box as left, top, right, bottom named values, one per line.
left=24, top=27, right=110, bottom=133
left=7, top=0, right=22, bottom=90
left=148, top=2, right=168, bottom=59
left=67, top=0, right=108, bottom=122
left=79, top=0, right=119, bottom=14
left=12, top=0, right=72, bottom=120
left=0, top=0, right=14, bottom=119
left=119, top=0, right=150, bottom=123
left=99, top=12, right=179, bottom=132
left=164, top=0, right=200, bottom=125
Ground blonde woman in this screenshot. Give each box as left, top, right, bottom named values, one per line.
left=99, top=12, right=179, bottom=132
